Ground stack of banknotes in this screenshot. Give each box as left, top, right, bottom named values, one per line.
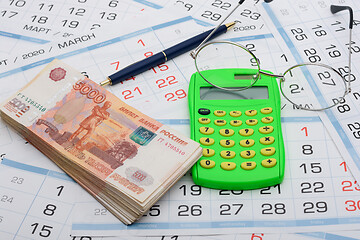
left=0, top=59, right=202, bottom=225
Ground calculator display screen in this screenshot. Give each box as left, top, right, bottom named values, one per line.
left=200, top=87, right=269, bottom=100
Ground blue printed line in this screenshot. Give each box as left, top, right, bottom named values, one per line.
left=229, top=33, right=274, bottom=42
left=133, top=0, right=163, bottom=9
left=1, top=158, right=74, bottom=182
left=73, top=216, right=360, bottom=230
left=262, top=3, right=360, bottom=170
left=0, top=31, right=49, bottom=44
left=156, top=119, right=190, bottom=125
left=300, top=232, right=360, bottom=240
left=1, top=158, right=49, bottom=175
left=152, top=16, right=193, bottom=30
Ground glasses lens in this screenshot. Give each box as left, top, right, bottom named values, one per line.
left=194, top=41, right=260, bottom=90
left=280, top=63, right=348, bottom=111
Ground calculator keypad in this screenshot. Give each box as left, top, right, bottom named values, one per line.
left=197, top=107, right=279, bottom=174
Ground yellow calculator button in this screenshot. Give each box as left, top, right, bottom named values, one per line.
left=240, top=139, right=255, bottom=147
left=230, top=120, right=242, bottom=127
left=214, top=119, right=227, bottom=126
left=229, top=111, right=242, bottom=117
left=245, top=110, right=257, bottom=116
left=200, top=137, right=215, bottom=146
left=220, top=139, right=235, bottom=148
left=221, top=162, right=236, bottom=171
left=246, top=119, right=258, bottom=126
left=239, top=128, right=254, bottom=136
left=241, top=161, right=256, bottom=170
left=261, top=116, right=274, bottom=123
left=261, top=107, right=273, bottom=114
left=214, top=110, right=226, bottom=117
left=261, top=158, right=277, bottom=168
left=219, top=129, right=234, bottom=137
left=260, top=136, right=275, bottom=145
left=240, top=150, right=256, bottom=159
left=203, top=148, right=215, bottom=157
left=260, top=147, right=276, bottom=156
left=200, top=160, right=216, bottom=169
left=259, top=126, right=274, bottom=134
left=198, top=117, right=211, bottom=124
left=220, top=150, right=236, bottom=159
left=199, top=127, right=214, bottom=135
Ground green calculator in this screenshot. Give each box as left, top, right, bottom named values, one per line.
left=188, top=68, right=285, bottom=190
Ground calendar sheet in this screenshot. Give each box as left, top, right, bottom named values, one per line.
left=63, top=14, right=360, bottom=236
left=259, top=0, right=360, bottom=187
left=0, top=0, right=154, bottom=42
left=0, top=157, right=98, bottom=239
left=1, top=0, right=360, bottom=239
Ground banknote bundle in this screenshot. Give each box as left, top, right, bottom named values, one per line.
left=0, top=59, right=202, bottom=225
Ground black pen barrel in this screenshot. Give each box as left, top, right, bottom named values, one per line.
left=108, top=52, right=165, bottom=85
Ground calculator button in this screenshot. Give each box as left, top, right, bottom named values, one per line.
left=230, top=120, right=242, bottom=127
left=261, top=116, right=274, bottom=123
left=239, top=128, right=254, bottom=136
left=246, top=119, right=258, bottom=126
left=221, top=162, right=236, bottom=171
left=229, top=111, right=241, bottom=117
left=214, top=119, right=226, bottom=126
left=200, top=159, right=215, bottom=169
left=240, top=139, right=255, bottom=147
left=245, top=110, right=257, bottom=116
left=241, top=161, right=257, bottom=170
left=198, top=108, right=211, bottom=115
left=260, top=147, right=276, bottom=156
left=261, top=158, right=277, bottom=168
left=259, top=126, right=274, bottom=134
left=214, top=110, right=226, bottom=117
left=198, top=117, right=211, bottom=124
left=220, top=129, right=234, bottom=137
left=220, top=150, right=236, bottom=159
left=200, top=137, right=215, bottom=146
left=260, top=136, right=275, bottom=145
left=261, top=107, right=273, bottom=114
left=240, top=150, right=256, bottom=159
left=203, top=148, right=215, bottom=157
left=220, top=139, right=235, bottom=148
left=199, top=127, right=214, bottom=135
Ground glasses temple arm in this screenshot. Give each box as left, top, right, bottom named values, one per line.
left=331, top=5, right=353, bottom=93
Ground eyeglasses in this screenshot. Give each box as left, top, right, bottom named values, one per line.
left=190, top=1, right=353, bottom=111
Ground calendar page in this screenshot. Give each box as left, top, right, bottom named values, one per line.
left=1, top=1, right=360, bottom=239
left=0, top=0, right=154, bottom=42
left=259, top=0, right=360, bottom=186
left=0, top=157, right=100, bottom=239
left=66, top=16, right=360, bottom=236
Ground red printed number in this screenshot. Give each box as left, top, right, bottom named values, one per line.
left=342, top=180, right=360, bottom=192
left=345, top=200, right=360, bottom=211
left=122, top=87, right=142, bottom=100
left=156, top=76, right=178, bottom=88
left=165, top=89, right=187, bottom=101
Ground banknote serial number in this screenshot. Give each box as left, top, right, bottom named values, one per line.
left=17, top=93, right=47, bottom=112
left=73, top=80, right=106, bottom=104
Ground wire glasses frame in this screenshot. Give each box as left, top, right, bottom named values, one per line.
left=190, top=2, right=353, bottom=111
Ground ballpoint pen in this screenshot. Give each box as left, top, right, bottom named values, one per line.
left=99, top=22, right=235, bottom=86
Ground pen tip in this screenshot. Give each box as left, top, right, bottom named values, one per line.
left=100, top=78, right=112, bottom=86
left=225, top=22, right=236, bottom=30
